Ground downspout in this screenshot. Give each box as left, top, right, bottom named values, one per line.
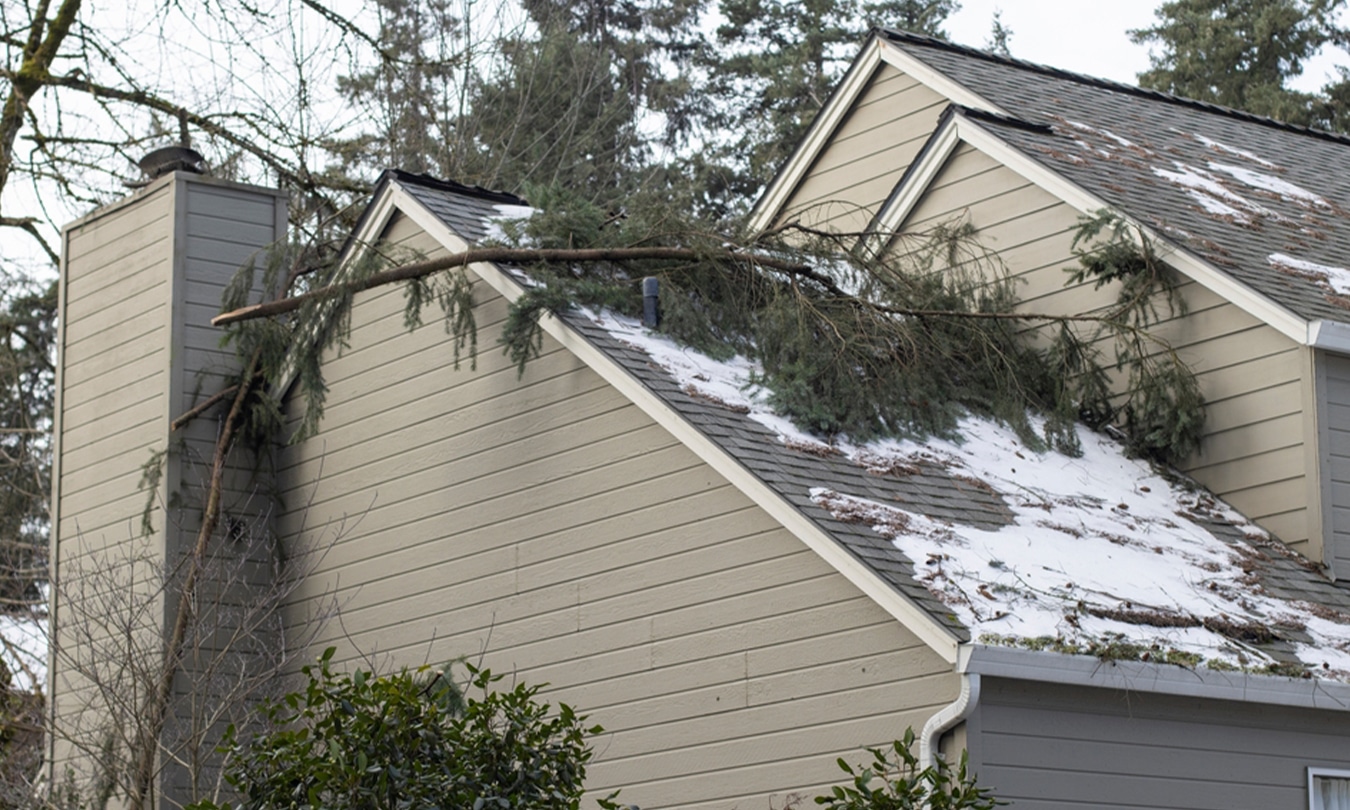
left=919, top=670, right=981, bottom=769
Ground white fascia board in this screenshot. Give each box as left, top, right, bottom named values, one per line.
left=393, top=187, right=964, bottom=665
left=748, top=36, right=885, bottom=234
left=339, top=184, right=402, bottom=268
left=953, top=115, right=1311, bottom=344
left=862, top=115, right=962, bottom=257
left=271, top=183, right=401, bottom=398
left=1309, top=320, right=1350, bottom=354
left=874, top=38, right=1003, bottom=116
left=748, top=35, right=1006, bottom=236
left=962, top=644, right=1350, bottom=711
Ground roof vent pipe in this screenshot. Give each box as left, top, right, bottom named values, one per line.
left=642, top=277, right=660, bottom=328
left=138, top=145, right=208, bottom=181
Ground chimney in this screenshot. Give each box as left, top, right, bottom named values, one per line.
left=48, top=164, right=287, bottom=807
left=138, top=145, right=208, bottom=180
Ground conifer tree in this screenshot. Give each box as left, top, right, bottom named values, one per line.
left=0, top=282, right=53, bottom=613
left=1131, top=0, right=1350, bottom=130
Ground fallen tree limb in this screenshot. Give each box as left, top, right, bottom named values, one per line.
left=212, top=245, right=1129, bottom=329
left=212, top=245, right=834, bottom=325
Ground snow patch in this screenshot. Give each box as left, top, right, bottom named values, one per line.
left=1194, top=134, right=1281, bottom=170
left=810, top=416, right=1350, bottom=675
left=587, top=308, right=1350, bottom=678
left=1152, top=163, right=1267, bottom=223
left=1208, top=162, right=1331, bottom=209
left=1062, top=119, right=1139, bottom=150
left=481, top=203, right=537, bottom=243
left=1269, top=253, right=1350, bottom=296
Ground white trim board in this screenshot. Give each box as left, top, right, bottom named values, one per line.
left=270, top=181, right=402, bottom=401
left=391, top=179, right=965, bottom=664
left=749, top=34, right=1002, bottom=235
left=874, top=38, right=1003, bottom=116
left=861, top=112, right=962, bottom=256
left=948, top=114, right=1310, bottom=344
left=748, top=35, right=885, bottom=234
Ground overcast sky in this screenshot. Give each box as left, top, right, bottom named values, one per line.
left=941, top=0, right=1348, bottom=91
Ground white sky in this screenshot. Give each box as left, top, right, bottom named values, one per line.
left=942, top=0, right=1349, bottom=92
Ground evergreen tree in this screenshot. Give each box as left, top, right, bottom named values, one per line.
left=986, top=9, right=1014, bottom=57
left=0, top=281, right=54, bottom=612
left=334, top=0, right=706, bottom=208
left=330, top=0, right=469, bottom=180
left=1131, top=0, right=1350, bottom=130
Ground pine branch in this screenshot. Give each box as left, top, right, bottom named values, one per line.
left=169, top=385, right=240, bottom=433
left=212, top=244, right=1137, bottom=333
left=212, top=245, right=833, bottom=325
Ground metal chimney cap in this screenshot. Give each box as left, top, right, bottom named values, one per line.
left=138, top=146, right=208, bottom=180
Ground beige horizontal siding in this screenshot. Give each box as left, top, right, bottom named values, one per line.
left=277, top=212, right=957, bottom=809
left=778, top=64, right=950, bottom=234
left=52, top=181, right=175, bottom=796
left=52, top=175, right=285, bottom=806
left=886, top=140, right=1312, bottom=549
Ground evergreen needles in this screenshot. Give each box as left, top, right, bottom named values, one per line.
left=219, top=194, right=1206, bottom=467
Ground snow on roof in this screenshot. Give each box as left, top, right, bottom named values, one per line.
left=1208, top=162, right=1332, bottom=210
left=1269, top=253, right=1350, bottom=298
left=1193, top=133, right=1281, bottom=170
left=481, top=204, right=538, bottom=244
left=1152, top=163, right=1267, bottom=224
left=588, top=309, right=1350, bottom=680
left=1048, top=120, right=1349, bottom=313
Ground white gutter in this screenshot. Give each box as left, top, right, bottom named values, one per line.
left=1309, top=319, right=1350, bottom=354
left=962, top=644, right=1350, bottom=712
left=919, top=671, right=980, bottom=769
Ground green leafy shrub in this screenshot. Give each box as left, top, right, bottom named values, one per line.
left=188, top=648, right=617, bottom=810
left=815, top=729, right=1000, bottom=810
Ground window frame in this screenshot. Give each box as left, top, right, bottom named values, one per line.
left=1309, top=766, right=1350, bottom=809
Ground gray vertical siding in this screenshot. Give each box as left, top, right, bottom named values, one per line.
left=276, top=212, right=959, bottom=810
left=1321, top=352, right=1350, bottom=577
left=973, top=676, right=1350, bottom=809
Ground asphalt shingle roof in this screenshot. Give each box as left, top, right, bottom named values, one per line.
left=881, top=29, right=1350, bottom=325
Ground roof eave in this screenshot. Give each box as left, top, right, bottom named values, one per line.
left=962, top=644, right=1350, bottom=711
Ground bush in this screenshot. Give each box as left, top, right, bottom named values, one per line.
left=815, top=729, right=1000, bottom=810
left=189, top=648, right=618, bottom=810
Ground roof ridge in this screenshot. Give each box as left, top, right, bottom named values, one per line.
left=385, top=169, right=530, bottom=207
left=877, top=27, right=1350, bottom=148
